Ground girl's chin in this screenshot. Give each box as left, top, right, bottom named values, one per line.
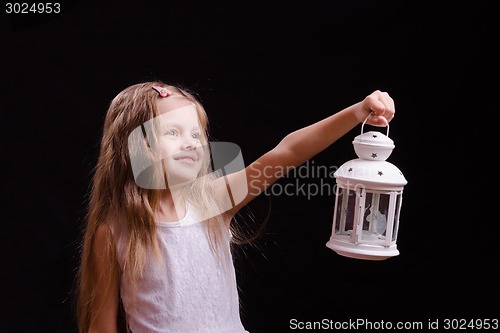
left=166, top=175, right=198, bottom=188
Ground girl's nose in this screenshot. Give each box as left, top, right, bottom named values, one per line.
left=182, top=143, right=194, bottom=150
left=181, top=136, right=198, bottom=150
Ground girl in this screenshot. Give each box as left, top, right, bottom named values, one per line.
left=76, top=81, right=394, bottom=333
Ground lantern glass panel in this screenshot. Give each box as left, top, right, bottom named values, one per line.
left=361, top=192, right=390, bottom=242
left=334, top=188, right=356, bottom=236
left=392, top=193, right=403, bottom=242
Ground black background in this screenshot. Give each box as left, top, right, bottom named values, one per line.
left=1, top=1, right=498, bottom=332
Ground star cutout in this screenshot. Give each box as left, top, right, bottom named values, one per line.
left=378, top=171, right=383, bottom=176
left=372, top=134, right=378, bottom=138
left=371, top=152, right=378, bottom=158
left=348, top=168, right=353, bottom=172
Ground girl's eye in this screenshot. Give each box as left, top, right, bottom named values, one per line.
left=165, top=129, right=179, bottom=136
left=192, top=132, right=201, bottom=139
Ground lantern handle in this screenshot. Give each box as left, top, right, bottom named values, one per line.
left=360, top=113, right=390, bottom=141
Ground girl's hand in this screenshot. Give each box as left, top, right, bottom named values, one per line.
left=355, top=90, right=395, bottom=126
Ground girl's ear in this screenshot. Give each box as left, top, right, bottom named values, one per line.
left=128, top=124, right=167, bottom=190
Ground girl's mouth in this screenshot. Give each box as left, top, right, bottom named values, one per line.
left=173, top=153, right=197, bottom=165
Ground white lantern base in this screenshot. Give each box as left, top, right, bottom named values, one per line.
left=326, top=239, right=399, bottom=260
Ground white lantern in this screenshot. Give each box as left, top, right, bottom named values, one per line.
left=326, top=118, right=407, bottom=260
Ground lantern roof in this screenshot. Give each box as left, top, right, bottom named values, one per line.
left=335, top=127, right=407, bottom=190
left=334, top=158, right=407, bottom=189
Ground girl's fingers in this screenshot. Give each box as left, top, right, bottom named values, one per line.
left=368, top=115, right=388, bottom=127
left=364, top=90, right=395, bottom=126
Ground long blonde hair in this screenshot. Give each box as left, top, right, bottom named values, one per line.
left=76, top=81, right=229, bottom=333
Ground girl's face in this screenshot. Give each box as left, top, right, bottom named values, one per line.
left=156, top=99, right=205, bottom=188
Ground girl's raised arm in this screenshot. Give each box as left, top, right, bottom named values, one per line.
left=220, top=90, right=395, bottom=217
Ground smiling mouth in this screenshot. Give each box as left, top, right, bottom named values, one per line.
left=173, top=154, right=197, bottom=165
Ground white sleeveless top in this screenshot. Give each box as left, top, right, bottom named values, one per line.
left=115, top=207, right=248, bottom=333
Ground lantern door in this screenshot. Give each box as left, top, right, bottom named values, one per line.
left=359, top=189, right=403, bottom=246
left=332, top=186, right=357, bottom=240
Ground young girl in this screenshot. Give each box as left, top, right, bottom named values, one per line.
left=76, top=81, right=394, bottom=333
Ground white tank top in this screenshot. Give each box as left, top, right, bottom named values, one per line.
left=115, top=207, right=248, bottom=333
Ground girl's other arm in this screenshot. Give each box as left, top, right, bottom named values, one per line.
left=223, top=90, right=395, bottom=215
left=88, top=225, right=119, bottom=333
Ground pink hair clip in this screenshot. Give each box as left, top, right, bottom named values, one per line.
left=152, top=86, right=172, bottom=97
